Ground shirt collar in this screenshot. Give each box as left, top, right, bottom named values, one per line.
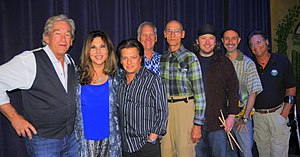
left=225, top=49, right=244, bottom=61
left=43, top=45, right=71, bottom=65
left=168, top=45, right=185, bottom=58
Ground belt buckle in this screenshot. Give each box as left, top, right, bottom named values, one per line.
left=170, top=97, right=174, bottom=103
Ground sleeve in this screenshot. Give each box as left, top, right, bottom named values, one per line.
left=188, top=54, right=206, bottom=125
left=282, top=55, right=296, bottom=89
left=0, top=51, right=36, bottom=105
left=150, top=76, right=168, bottom=136
left=246, top=59, right=263, bottom=95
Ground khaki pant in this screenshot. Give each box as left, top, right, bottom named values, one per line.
left=161, top=96, right=196, bottom=157
left=253, top=104, right=290, bottom=157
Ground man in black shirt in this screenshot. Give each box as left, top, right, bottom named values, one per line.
left=116, top=39, right=168, bottom=157
left=248, top=30, right=296, bottom=157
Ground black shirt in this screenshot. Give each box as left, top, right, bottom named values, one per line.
left=253, top=53, right=296, bottom=109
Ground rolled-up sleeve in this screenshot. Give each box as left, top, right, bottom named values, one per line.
left=0, top=51, right=36, bottom=105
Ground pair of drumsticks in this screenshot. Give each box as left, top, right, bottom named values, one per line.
left=218, top=109, right=243, bottom=152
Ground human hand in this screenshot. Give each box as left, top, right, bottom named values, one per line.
left=191, top=125, right=202, bottom=143
left=235, top=118, right=248, bottom=133
left=11, top=114, right=37, bottom=139
left=224, top=115, right=235, bottom=132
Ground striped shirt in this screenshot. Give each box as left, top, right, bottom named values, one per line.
left=226, top=50, right=263, bottom=109
left=144, top=51, right=160, bottom=75
left=160, top=45, right=206, bottom=125
left=117, top=67, right=168, bottom=153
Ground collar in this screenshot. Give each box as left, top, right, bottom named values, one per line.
left=225, top=50, right=244, bottom=61
left=120, top=66, right=147, bottom=83
left=43, top=45, right=71, bottom=65
left=168, top=45, right=186, bottom=58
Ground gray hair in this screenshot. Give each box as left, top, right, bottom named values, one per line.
left=137, top=21, right=157, bottom=40
left=42, top=14, right=75, bottom=45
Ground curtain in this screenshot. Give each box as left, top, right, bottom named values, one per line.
left=0, top=0, right=270, bottom=156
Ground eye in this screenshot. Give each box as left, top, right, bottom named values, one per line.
left=100, top=45, right=106, bottom=49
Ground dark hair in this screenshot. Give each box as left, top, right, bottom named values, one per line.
left=116, top=38, right=144, bottom=68
left=221, top=28, right=241, bottom=38
left=247, top=30, right=268, bottom=46
left=79, top=31, right=117, bottom=85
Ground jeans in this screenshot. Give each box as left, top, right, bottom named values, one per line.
left=123, top=142, right=161, bottom=157
left=25, top=132, right=79, bottom=157
left=227, top=118, right=253, bottom=157
left=196, top=126, right=227, bottom=157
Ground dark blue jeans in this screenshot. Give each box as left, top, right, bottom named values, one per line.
left=25, top=132, right=79, bottom=157
left=195, top=126, right=227, bottom=157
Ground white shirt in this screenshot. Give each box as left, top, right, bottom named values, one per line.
left=0, top=45, right=72, bottom=105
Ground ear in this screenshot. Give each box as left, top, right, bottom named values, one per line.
left=164, top=30, right=167, bottom=38
left=265, top=39, right=269, bottom=46
left=43, top=35, right=49, bottom=45
left=237, top=37, right=241, bottom=44
left=181, top=30, right=185, bottom=39
left=221, top=38, right=224, bottom=43
left=196, top=38, right=199, bottom=45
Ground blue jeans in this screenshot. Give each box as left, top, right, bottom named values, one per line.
left=196, top=126, right=227, bottom=157
left=25, top=132, right=79, bottom=157
left=227, top=118, right=253, bottom=157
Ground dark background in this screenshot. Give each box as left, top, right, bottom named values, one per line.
left=0, top=0, right=271, bottom=156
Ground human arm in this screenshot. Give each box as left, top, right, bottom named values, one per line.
left=0, top=51, right=37, bottom=138
left=0, top=104, right=37, bottom=139
left=149, top=76, right=168, bottom=141
left=188, top=54, right=206, bottom=141
left=280, top=87, right=296, bottom=119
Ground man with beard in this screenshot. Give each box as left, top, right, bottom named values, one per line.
left=222, top=29, right=263, bottom=157
left=194, top=24, right=239, bottom=157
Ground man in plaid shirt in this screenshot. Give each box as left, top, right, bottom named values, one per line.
left=160, top=20, right=206, bottom=157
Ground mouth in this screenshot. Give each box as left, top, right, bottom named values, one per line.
left=95, top=55, right=103, bottom=59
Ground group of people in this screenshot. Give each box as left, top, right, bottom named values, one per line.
left=0, top=14, right=296, bottom=157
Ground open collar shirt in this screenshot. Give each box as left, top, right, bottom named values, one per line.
left=226, top=50, right=263, bottom=108
left=117, top=67, right=168, bottom=153
left=160, top=45, right=206, bottom=125
left=144, top=51, right=160, bottom=75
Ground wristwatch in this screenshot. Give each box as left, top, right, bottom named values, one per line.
left=147, top=137, right=157, bottom=144
left=242, top=117, right=248, bottom=124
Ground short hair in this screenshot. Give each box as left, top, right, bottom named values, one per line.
left=137, top=22, right=157, bottom=40
left=247, top=30, right=268, bottom=46
left=221, top=28, right=241, bottom=38
left=42, top=14, right=76, bottom=46
left=116, top=38, right=144, bottom=67
left=79, top=31, right=117, bottom=85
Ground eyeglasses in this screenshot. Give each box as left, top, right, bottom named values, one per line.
left=249, top=39, right=266, bottom=47
left=165, top=29, right=181, bottom=35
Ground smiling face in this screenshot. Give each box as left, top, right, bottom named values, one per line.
left=43, top=20, right=72, bottom=59
left=139, top=25, right=157, bottom=52
left=89, top=37, right=108, bottom=68
left=249, top=34, right=269, bottom=58
left=197, top=34, right=216, bottom=57
left=222, top=30, right=241, bottom=53
left=120, top=47, right=142, bottom=77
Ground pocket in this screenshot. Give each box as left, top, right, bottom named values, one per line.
left=275, top=112, right=288, bottom=125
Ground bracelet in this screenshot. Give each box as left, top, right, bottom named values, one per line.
left=284, top=96, right=296, bottom=104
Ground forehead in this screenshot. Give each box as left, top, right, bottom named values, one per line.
left=223, top=30, right=239, bottom=37
left=91, top=37, right=104, bottom=44
left=141, top=25, right=154, bottom=33
left=250, top=34, right=264, bottom=41
left=121, top=47, right=139, bottom=56
left=51, top=20, right=71, bottom=31
left=166, top=21, right=182, bottom=29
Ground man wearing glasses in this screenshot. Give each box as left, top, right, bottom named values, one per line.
left=160, top=20, right=206, bottom=157
left=248, top=30, right=296, bottom=157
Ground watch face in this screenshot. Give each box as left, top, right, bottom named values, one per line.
left=242, top=118, right=248, bottom=124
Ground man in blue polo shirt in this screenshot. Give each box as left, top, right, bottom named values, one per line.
left=248, top=30, right=296, bottom=157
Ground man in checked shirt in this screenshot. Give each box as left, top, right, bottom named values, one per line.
left=160, top=20, right=206, bottom=157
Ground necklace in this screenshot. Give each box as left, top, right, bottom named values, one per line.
left=257, top=54, right=270, bottom=66
left=92, top=72, right=103, bottom=83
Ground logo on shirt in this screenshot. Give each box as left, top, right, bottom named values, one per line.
left=271, top=69, right=278, bottom=76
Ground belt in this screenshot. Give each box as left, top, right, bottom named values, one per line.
left=168, top=96, right=194, bottom=103
left=255, top=105, right=282, bottom=114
